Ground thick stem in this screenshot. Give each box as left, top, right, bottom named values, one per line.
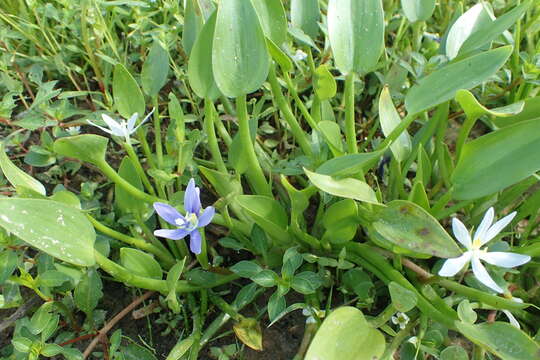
left=203, top=98, right=227, bottom=173
left=235, top=95, right=271, bottom=196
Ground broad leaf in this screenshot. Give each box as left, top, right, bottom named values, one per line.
left=291, top=0, right=320, bottom=39
left=235, top=195, right=290, bottom=243
left=492, top=96, right=540, bottom=128
left=141, top=40, right=169, bottom=97
left=445, top=3, right=492, bottom=59
left=405, top=46, right=512, bottom=114
left=328, top=0, right=385, bottom=74
left=113, top=64, right=145, bottom=118
left=452, top=119, right=540, bottom=200
left=0, top=198, right=95, bottom=266
left=304, top=169, right=379, bottom=204
left=401, top=0, right=436, bottom=23
left=53, top=134, right=108, bottom=165
left=120, top=248, right=163, bottom=279
left=371, top=200, right=461, bottom=258
left=305, top=307, right=385, bottom=360
left=212, top=0, right=269, bottom=97
left=251, top=0, right=287, bottom=46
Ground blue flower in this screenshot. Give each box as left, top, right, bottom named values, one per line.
left=153, top=179, right=215, bottom=254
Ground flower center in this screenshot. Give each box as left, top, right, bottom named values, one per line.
left=176, top=212, right=198, bottom=232
left=472, top=237, right=482, bottom=250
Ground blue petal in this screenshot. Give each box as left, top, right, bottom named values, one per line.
left=154, top=228, right=189, bottom=240
left=184, top=178, right=201, bottom=214
left=198, top=206, right=215, bottom=227
left=153, top=202, right=183, bottom=226
left=189, top=229, right=202, bottom=254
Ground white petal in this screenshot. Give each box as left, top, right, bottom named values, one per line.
left=482, top=211, right=517, bottom=245
left=87, top=120, right=114, bottom=135
left=126, top=113, right=139, bottom=132
left=132, top=108, right=154, bottom=134
left=479, top=251, right=531, bottom=268
left=101, top=114, right=123, bottom=134
left=438, top=252, right=472, bottom=277
left=452, top=217, right=472, bottom=249
left=473, top=207, right=494, bottom=243
left=471, top=256, right=503, bottom=293
left=502, top=310, right=520, bottom=329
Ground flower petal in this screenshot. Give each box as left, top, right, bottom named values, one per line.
left=126, top=113, right=139, bottom=132
left=184, top=178, right=201, bottom=214
left=482, top=211, right=517, bottom=245
left=198, top=206, right=215, bottom=227
left=101, top=114, right=124, bottom=135
left=452, top=217, right=472, bottom=249
left=473, top=207, right=494, bottom=243
left=87, top=120, right=114, bottom=135
left=479, top=251, right=531, bottom=268
left=438, top=252, right=472, bottom=277
left=471, top=256, right=503, bottom=293
left=502, top=310, right=520, bottom=329
left=154, top=228, right=189, bottom=240
left=189, top=229, right=202, bottom=254
left=132, top=108, right=155, bottom=133
left=153, top=202, right=183, bottom=226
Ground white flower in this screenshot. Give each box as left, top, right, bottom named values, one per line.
left=87, top=109, right=154, bottom=143
left=391, top=312, right=409, bottom=329
left=439, top=207, right=531, bottom=293
left=502, top=297, right=523, bottom=329
left=292, top=49, right=307, bottom=62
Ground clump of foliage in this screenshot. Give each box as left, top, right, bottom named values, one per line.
left=1, top=0, right=540, bottom=359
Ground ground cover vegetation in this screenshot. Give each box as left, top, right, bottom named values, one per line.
left=1, top=0, right=540, bottom=359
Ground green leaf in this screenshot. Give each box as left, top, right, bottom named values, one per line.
left=0, top=250, right=18, bottom=284
left=492, top=96, right=540, bottom=128
left=314, top=65, right=337, bottom=101
left=251, top=0, right=287, bottom=46
left=401, top=0, right=436, bottom=23
left=30, top=302, right=54, bottom=335
left=455, top=89, right=524, bottom=120
left=457, top=300, right=478, bottom=324
left=53, top=134, right=108, bottom=166
left=304, top=169, right=379, bottom=204
left=456, top=322, right=540, bottom=360
left=440, top=346, right=469, bottom=360
left=74, top=269, right=103, bottom=315
left=235, top=195, right=290, bottom=243
left=305, top=307, right=385, bottom=360
left=389, top=282, right=417, bottom=312
left=230, top=260, right=263, bottom=278
left=113, top=64, right=145, bottom=118
left=316, top=151, right=385, bottom=177
left=141, top=40, right=169, bottom=97
left=268, top=291, right=286, bottom=321
left=120, top=248, right=163, bottom=279
left=233, top=317, right=263, bottom=351
left=188, top=11, right=221, bottom=100
left=318, top=120, right=344, bottom=153
left=0, top=198, right=96, bottom=266
left=266, top=38, right=293, bottom=73
left=212, top=0, right=269, bottom=97
left=0, top=143, right=46, bottom=195
left=370, top=200, right=461, bottom=258
left=342, top=268, right=374, bottom=298
left=182, top=0, right=205, bottom=57
left=445, top=3, right=492, bottom=59
left=322, top=199, right=358, bottom=244
left=253, top=270, right=278, bottom=287
left=291, top=271, right=322, bottom=295
left=405, top=46, right=512, bottom=114
left=379, top=86, right=412, bottom=162
left=452, top=119, right=540, bottom=200
left=36, top=270, right=71, bottom=287
left=291, top=0, right=320, bottom=39
left=115, top=157, right=148, bottom=216
left=459, top=1, right=531, bottom=56
left=328, top=0, right=385, bottom=74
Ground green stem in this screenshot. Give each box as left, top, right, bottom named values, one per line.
left=153, top=97, right=163, bottom=168
left=208, top=291, right=242, bottom=321
left=136, top=127, right=157, bottom=169
left=381, top=318, right=419, bottom=360
left=455, top=114, right=479, bottom=161
left=123, top=141, right=156, bottom=195
left=369, top=303, right=397, bottom=328
left=344, top=72, right=357, bottom=153
left=203, top=98, right=227, bottom=173
left=87, top=215, right=174, bottom=267
left=235, top=95, right=271, bottom=196
left=267, top=64, right=313, bottom=156
left=96, top=159, right=162, bottom=203
left=376, top=113, right=417, bottom=151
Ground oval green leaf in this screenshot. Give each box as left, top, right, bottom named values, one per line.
left=251, top=0, right=287, bottom=46
left=401, top=0, right=436, bottom=23
left=305, top=307, right=385, bottom=360
left=304, top=169, right=379, bottom=204
left=235, top=195, right=290, bottom=243
left=405, top=46, right=512, bottom=114
left=452, top=118, right=540, bottom=200
left=120, top=248, right=163, bottom=280
left=53, top=134, right=108, bottom=165
left=328, top=0, right=385, bottom=74
left=212, top=0, right=269, bottom=97
left=0, top=198, right=95, bottom=266
left=141, top=40, right=169, bottom=97
left=113, top=64, right=145, bottom=118
left=371, top=200, right=461, bottom=258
